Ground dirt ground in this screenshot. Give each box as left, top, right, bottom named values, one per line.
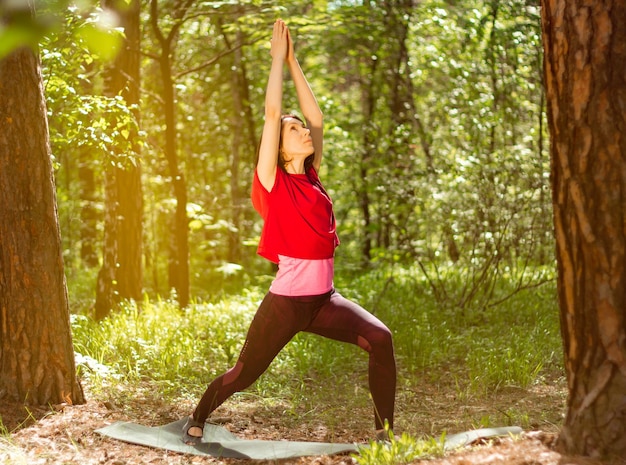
left=0, top=377, right=622, bottom=465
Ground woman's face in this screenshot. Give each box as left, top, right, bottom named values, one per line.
left=280, top=116, right=314, bottom=158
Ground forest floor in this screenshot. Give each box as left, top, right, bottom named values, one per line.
left=0, top=375, right=621, bottom=465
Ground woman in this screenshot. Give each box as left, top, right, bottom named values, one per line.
left=183, top=19, right=396, bottom=444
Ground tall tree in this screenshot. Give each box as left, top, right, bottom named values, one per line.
left=149, top=0, right=192, bottom=307
left=541, top=0, right=626, bottom=460
left=219, top=16, right=246, bottom=264
left=378, top=0, right=417, bottom=253
left=95, top=0, right=143, bottom=320
left=0, top=1, right=84, bottom=405
left=145, top=0, right=255, bottom=303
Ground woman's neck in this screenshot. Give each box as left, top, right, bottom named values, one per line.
left=285, top=159, right=306, bottom=174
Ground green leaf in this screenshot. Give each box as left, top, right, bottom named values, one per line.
left=0, top=24, right=40, bottom=59
left=74, top=23, right=123, bottom=61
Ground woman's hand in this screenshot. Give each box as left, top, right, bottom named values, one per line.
left=286, top=25, right=296, bottom=64
left=270, top=19, right=288, bottom=61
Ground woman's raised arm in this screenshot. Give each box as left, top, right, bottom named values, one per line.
left=286, top=27, right=324, bottom=172
left=256, top=20, right=289, bottom=191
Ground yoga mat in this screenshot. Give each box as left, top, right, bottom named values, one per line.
left=96, top=419, right=522, bottom=460
left=443, top=426, right=523, bottom=450
left=96, top=418, right=358, bottom=459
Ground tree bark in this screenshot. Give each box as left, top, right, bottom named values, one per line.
left=541, top=0, right=626, bottom=460
left=111, top=0, right=143, bottom=303
left=0, top=4, right=84, bottom=405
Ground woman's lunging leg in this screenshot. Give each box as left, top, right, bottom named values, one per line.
left=307, top=291, right=396, bottom=430
left=193, top=293, right=309, bottom=423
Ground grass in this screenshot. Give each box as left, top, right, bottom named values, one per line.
left=0, top=413, right=33, bottom=465
left=355, top=430, right=447, bottom=464
left=69, top=263, right=563, bottom=463
left=72, top=291, right=261, bottom=399
left=338, top=265, right=561, bottom=389
left=0, top=418, right=8, bottom=438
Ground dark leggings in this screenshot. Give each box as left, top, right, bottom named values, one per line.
left=192, top=289, right=396, bottom=430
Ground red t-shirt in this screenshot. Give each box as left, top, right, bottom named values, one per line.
left=251, top=167, right=339, bottom=263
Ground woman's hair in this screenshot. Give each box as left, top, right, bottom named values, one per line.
left=256, top=114, right=315, bottom=173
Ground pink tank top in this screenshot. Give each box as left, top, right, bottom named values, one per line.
left=269, top=255, right=334, bottom=296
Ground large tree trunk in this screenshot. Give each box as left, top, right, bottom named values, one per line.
left=95, top=0, right=143, bottom=320
left=541, top=0, right=626, bottom=460
left=111, top=0, right=143, bottom=303
left=0, top=4, right=84, bottom=405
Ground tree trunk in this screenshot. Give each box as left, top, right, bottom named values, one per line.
left=95, top=164, right=119, bottom=320
left=541, top=0, right=626, bottom=460
left=111, top=0, right=143, bottom=303
left=160, top=51, right=190, bottom=308
left=95, top=0, right=143, bottom=320
left=382, top=0, right=414, bottom=253
left=78, top=160, right=100, bottom=268
left=227, top=28, right=244, bottom=264
left=0, top=5, right=84, bottom=404
left=77, top=62, right=99, bottom=268
left=150, top=0, right=191, bottom=308
left=358, top=56, right=378, bottom=266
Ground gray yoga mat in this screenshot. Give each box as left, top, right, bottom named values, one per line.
left=96, top=419, right=522, bottom=460
left=96, top=418, right=358, bottom=459
left=443, top=426, right=523, bottom=450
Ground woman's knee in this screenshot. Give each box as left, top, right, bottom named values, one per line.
left=360, top=323, right=394, bottom=354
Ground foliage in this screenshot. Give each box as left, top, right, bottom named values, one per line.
left=41, top=7, right=142, bottom=269
left=337, top=264, right=561, bottom=391
left=1, top=1, right=124, bottom=59
left=318, top=1, right=551, bottom=295
left=37, top=0, right=554, bottom=308
left=403, top=0, right=552, bottom=311
left=355, top=430, right=447, bottom=465
left=71, top=291, right=260, bottom=398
